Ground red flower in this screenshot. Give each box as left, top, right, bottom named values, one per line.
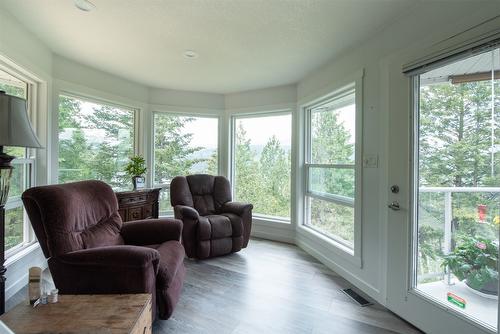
left=475, top=242, right=486, bottom=250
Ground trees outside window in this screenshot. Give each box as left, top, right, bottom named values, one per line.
left=304, top=89, right=358, bottom=247
left=58, top=95, right=135, bottom=190
left=232, top=114, right=291, bottom=219
left=153, top=113, right=218, bottom=213
left=416, top=50, right=500, bottom=284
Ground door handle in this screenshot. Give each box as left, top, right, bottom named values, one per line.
left=388, top=201, right=401, bottom=211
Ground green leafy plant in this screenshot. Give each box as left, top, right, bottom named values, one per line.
left=442, top=236, right=498, bottom=294
left=124, top=156, right=147, bottom=177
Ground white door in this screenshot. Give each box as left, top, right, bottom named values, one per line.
left=386, top=47, right=499, bottom=334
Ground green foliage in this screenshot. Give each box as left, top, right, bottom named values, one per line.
left=419, top=81, right=500, bottom=187
left=58, top=95, right=134, bottom=189
left=417, top=78, right=500, bottom=283
left=124, top=156, right=147, bottom=177
left=442, top=236, right=498, bottom=292
left=5, top=206, right=23, bottom=251
left=153, top=114, right=207, bottom=184
left=311, top=108, right=354, bottom=164
left=233, top=124, right=292, bottom=218
left=309, top=103, right=355, bottom=242
left=0, top=83, right=25, bottom=99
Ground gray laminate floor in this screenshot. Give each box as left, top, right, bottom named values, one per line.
left=153, top=238, right=422, bottom=334
left=6, top=239, right=422, bottom=334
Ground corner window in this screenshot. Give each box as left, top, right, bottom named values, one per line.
left=57, top=94, right=136, bottom=190
left=153, top=113, right=219, bottom=214
left=231, top=113, right=292, bottom=220
left=0, top=67, right=36, bottom=256
left=304, top=86, right=360, bottom=251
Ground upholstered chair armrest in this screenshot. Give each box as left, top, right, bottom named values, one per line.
left=56, top=245, right=159, bottom=268
left=121, top=218, right=183, bottom=245
left=48, top=246, right=159, bottom=295
left=173, top=205, right=200, bottom=258
left=174, top=205, right=199, bottom=220
left=220, top=202, right=254, bottom=216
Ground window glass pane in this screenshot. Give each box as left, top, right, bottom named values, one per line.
left=416, top=48, right=499, bottom=329
left=233, top=114, right=291, bottom=219
left=154, top=114, right=218, bottom=185
left=0, top=69, right=27, bottom=99
left=58, top=95, right=135, bottom=190
left=309, top=167, right=354, bottom=198
left=310, top=93, right=355, bottom=164
left=306, top=196, right=354, bottom=245
left=8, top=164, right=26, bottom=198
left=5, top=206, right=24, bottom=251
left=159, top=188, right=171, bottom=215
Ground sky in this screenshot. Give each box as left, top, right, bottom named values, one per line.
left=180, top=114, right=293, bottom=149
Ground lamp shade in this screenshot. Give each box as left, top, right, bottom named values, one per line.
left=0, top=91, right=42, bottom=148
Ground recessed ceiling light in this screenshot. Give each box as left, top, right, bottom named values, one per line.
left=74, top=0, right=96, bottom=12
left=183, top=50, right=198, bottom=59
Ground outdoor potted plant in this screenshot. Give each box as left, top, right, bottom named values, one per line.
left=124, top=155, right=147, bottom=190
left=442, top=236, right=499, bottom=297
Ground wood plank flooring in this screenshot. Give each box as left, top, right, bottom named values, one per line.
left=154, top=239, right=422, bottom=334
left=6, top=239, right=422, bottom=334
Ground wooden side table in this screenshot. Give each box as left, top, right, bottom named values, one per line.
left=0, top=294, right=152, bottom=334
left=115, top=188, right=161, bottom=222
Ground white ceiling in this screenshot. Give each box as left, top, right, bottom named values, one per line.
left=1, top=0, right=419, bottom=94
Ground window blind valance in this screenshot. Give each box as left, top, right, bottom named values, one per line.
left=403, top=15, right=500, bottom=76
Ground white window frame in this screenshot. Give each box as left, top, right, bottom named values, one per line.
left=152, top=111, right=221, bottom=216
left=0, top=64, right=39, bottom=258
left=230, top=110, right=293, bottom=223
left=56, top=91, right=139, bottom=188
left=300, top=77, right=363, bottom=262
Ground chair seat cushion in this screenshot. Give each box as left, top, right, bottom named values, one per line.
left=145, top=241, right=185, bottom=287
left=220, top=213, right=243, bottom=237
left=205, top=215, right=233, bottom=239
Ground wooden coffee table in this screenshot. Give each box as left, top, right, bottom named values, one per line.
left=0, top=294, right=152, bottom=334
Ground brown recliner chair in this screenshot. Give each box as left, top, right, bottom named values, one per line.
left=170, top=174, right=253, bottom=259
left=22, top=180, right=186, bottom=320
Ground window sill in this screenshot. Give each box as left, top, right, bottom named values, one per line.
left=253, top=215, right=291, bottom=225
left=297, top=224, right=362, bottom=268
left=5, top=242, right=40, bottom=267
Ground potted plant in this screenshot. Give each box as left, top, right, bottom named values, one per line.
left=124, top=156, right=147, bottom=190
left=442, top=236, right=498, bottom=296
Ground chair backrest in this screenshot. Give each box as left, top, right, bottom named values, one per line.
left=170, top=174, right=232, bottom=216
left=22, top=180, right=124, bottom=258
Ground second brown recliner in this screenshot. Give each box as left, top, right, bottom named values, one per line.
left=170, top=174, right=253, bottom=259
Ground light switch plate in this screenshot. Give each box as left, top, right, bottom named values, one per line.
left=363, top=154, right=378, bottom=168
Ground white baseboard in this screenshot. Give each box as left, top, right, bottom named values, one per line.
left=296, top=233, right=383, bottom=304
left=5, top=273, right=28, bottom=301
left=250, top=219, right=296, bottom=244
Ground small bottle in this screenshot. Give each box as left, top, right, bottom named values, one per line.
left=48, top=289, right=59, bottom=303
left=40, top=293, right=48, bottom=305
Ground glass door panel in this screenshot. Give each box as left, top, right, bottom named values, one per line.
left=415, top=48, right=499, bottom=331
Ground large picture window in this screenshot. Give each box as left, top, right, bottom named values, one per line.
left=58, top=94, right=136, bottom=190
left=304, top=86, right=360, bottom=250
left=232, top=113, right=292, bottom=220
left=1, top=67, right=36, bottom=255
left=153, top=113, right=219, bottom=214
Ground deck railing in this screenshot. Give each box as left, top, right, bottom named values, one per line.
left=419, top=186, right=500, bottom=284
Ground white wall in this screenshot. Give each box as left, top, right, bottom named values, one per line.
left=224, top=84, right=296, bottom=110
